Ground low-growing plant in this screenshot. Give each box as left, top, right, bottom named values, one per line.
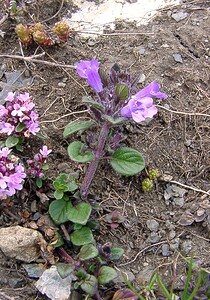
left=15, top=20, right=70, bottom=47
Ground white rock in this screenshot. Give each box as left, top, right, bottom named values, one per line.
left=36, top=266, right=72, bottom=300
left=0, top=226, right=44, bottom=262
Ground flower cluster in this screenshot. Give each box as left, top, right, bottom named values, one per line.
left=0, top=147, right=26, bottom=200
left=76, top=59, right=167, bottom=123
left=26, top=146, right=52, bottom=178
left=0, top=92, right=40, bottom=137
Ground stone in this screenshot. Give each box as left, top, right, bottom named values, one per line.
left=146, top=219, right=159, bottom=232
left=171, top=11, right=188, bottom=22
left=168, top=230, right=176, bottom=240
left=113, top=269, right=135, bottom=283
left=138, top=74, right=146, bottom=83
left=162, top=244, right=170, bottom=256
left=137, top=266, right=155, bottom=285
left=149, top=232, right=161, bottom=243
left=173, top=53, right=183, bottom=63
left=35, top=265, right=72, bottom=300
left=170, top=238, right=180, bottom=251
left=0, top=226, right=44, bottom=262
left=181, top=240, right=192, bottom=255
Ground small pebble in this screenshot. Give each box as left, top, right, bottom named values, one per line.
left=181, top=240, right=192, bottom=255
left=146, top=219, right=159, bottom=232
left=58, top=82, right=66, bottom=88
left=168, top=230, right=176, bottom=240
left=173, top=53, right=183, bottom=63
left=162, top=244, right=170, bottom=256
left=171, top=11, right=188, bottom=22
left=138, top=74, right=146, bottom=83
left=138, top=48, right=145, bottom=55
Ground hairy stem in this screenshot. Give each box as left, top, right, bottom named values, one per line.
left=80, top=122, right=110, bottom=199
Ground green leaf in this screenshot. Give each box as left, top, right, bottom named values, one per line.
left=6, top=136, right=19, bottom=148
left=42, top=163, right=49, bottom=171
left=104, top=115, right=126, bottom=125
left=67, top=202, right=92, bottom=225
left=110, top=147, right=145, bottom=176
left=15, top=143, right=23, bottom=152
left=56, top=262, right=75, bottom=279
left=115, top=84, right=129, bottom=101
left=49, top=198, right=71, bottom=225
left=54, top=190, right=64, bottom=200
left=36, top=177, right=42, bottom=188
left=80, top=275, right=98, bottom=296
left=71, top=226, right=94, bottom=246
left=79, top=244, right=99, bottom=261
left=98, top=266, right=118, bottom=285
left=15, top=123, right=25, bottom=132
left=63, top=120, right=95, bottom=138
left=53, top=173, right=78, bottom=193
left=111, top=248, right=124, bottom=260
left=82, top=96, right=105, bottom=112
left=74, top=223, right=83, bottom=230
left=68, top=141, right=94, bottom=163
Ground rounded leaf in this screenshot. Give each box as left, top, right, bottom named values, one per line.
left=63, top=120, right=95, bottom=138
left=80, top=275, right=98, bottom=296
left=98, top=266, right=118, bottom=285
left=110, top=147, right=145, bottom=176
left=79, top=244, right=99, bottom=261
left=6, top=136, right=19, bottom=148
left=67, top=202, right=92, bottom=225
left=49, top=198, right=71, bottom=225
left=71, top=226, right=94, bottom=246
left=68, top=141, right=94, bottom=163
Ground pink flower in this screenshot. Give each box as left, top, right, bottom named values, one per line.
left=40, top=146, right=52, bottom=158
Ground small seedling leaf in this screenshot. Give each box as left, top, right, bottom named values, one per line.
left=54, top=190, right=64, bottom=200
left=98, top=266, right=118, bottom=285
left=80, top=275, right=98, bottom=296
left=67, top=202, right=92, bottom=225
left=110, top=147, right=145, bottom=176
left=110, top=248, right=124, bottom=260
left=63, top=119, right=95, bottom=138
left=71, top=226, right=94, bottom=246
left=79, top=244, right=99, bottom=261
left=56, top=262, right=75, bottom=279
left=5, top=136, right=19, bottom=148
left=15, top=122, right=25, bottom=132
left=49, top=198, right=71, bottom=225
left=68, top=141, right=94, bottom=163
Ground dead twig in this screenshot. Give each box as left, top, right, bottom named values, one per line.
left=39, top=110, right=89, bottom=123
left=0, top=54, right=76, bottom=69
left=119, top=241, right=167, bottom=266
left=156, top=105, right=210, bottom=118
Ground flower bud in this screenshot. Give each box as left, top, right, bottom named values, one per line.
left=15, top=24, right=32, bottom=46
left=52, top=20, right=70, bottom=41
left=142, top=178, right=153, bottom=191
left=32, top=30, right=53, bottom=46
left=148, top=169, right=160, bottom=180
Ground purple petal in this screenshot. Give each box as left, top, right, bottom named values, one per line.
left=131, top=111, right=145, bottom=123
left=86, top=69, right=103, bottom=93
left=120, top=104, right=132, bottom=117
left=134, top=81, right=167, bottom=99
left=143, top=106, right=158, bottom=119
left=76, top=60, right=100, bottom=78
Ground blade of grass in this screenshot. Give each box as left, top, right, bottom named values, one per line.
left=182, top=257, right=193, bottom=300
left=156, top=274, right=172, bottom=300
left=187, top=271, right=202, bottom=300
left=123, top=276, right=146, bottom=300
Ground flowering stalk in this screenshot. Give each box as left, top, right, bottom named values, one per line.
left=80, top=122, right=110, bottom=199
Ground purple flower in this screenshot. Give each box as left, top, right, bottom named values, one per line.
left=40, top=145, right=52, bottom=158
left=0, top=105, right=8, bottom=117
left=0, top=147, right=26, bottom=199
left=120, top=81, right=167, bottom=123
left=76, top=60, right=103, bottom=93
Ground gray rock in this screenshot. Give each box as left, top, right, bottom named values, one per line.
left=138, top=48, right=145, bottom=55
left=146, top=219, right=159, bottom=232
left=0, top=226, right=44, bottom=262
left=170, top=238, right=180, bottom=251
left=173, top=53, right=183, bottom=63
left=162, top=244, right=170, bottom=256
left=172, top=11, right=188, bottom=22
left=173, top=197, right=184, bottom=207
left=137, top=266, right=155, bottom=285
left=113, top=269, right=135, bottom=283
left=181, top=240, right=192, bottom=255
left=58, top=82, right=66, bottom=88
left=35, top=265, right=72, bottom=300
left=22, top=263, right=45, bottom=278
left=149, top=232, right=161, bottom=243
left=168, top=230, right=176, bottom=240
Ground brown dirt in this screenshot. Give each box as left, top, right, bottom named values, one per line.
left=0, top=0, right=210, bottom=299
